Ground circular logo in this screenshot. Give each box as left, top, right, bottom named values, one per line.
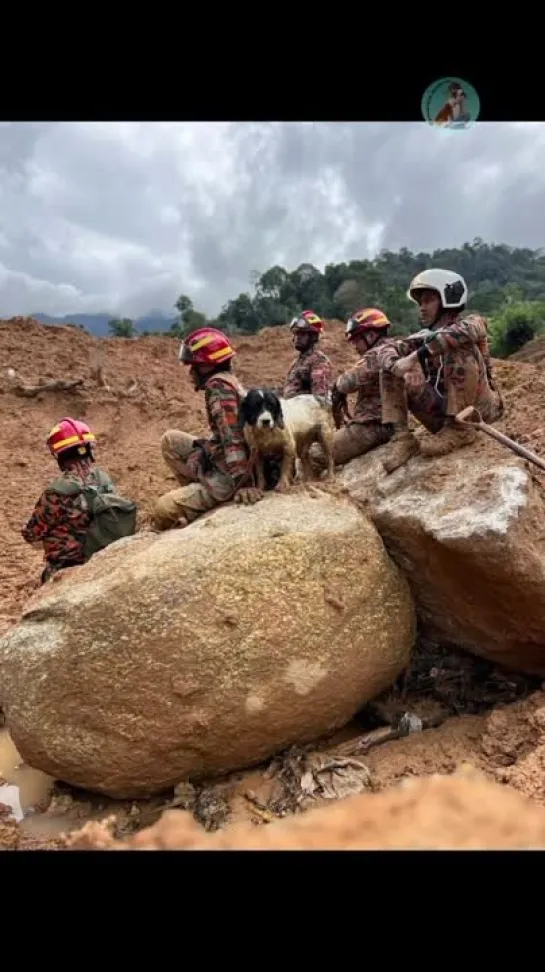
left=421, top=77, right=480, bottom=129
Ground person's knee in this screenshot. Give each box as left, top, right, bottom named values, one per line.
left=330, top=435, right=348, bottom=466
left=161, top=429, right=180, bottom=462
left=152, top=492, right=183, bottom=532
left=331, top=428, right=363, bottom=465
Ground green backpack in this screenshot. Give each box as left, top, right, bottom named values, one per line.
left=50, top=468, right=138, bottom=561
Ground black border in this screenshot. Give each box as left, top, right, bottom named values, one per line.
left=2, top=50, right=539, bottom=122
left=1, top=846, right=537, bottom=935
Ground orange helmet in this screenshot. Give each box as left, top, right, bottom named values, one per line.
left=345, top=307, right=390, bottom=341
left=290, top=310, right=324, bottom=334
left=179, top=327, right=236, bottom=367
left=47, top=417, right=96, bottom=457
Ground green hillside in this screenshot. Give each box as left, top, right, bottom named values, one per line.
left=26, top=239, right=545, bottom=358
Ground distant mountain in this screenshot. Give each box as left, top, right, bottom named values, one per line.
left=29, top=311, right=178, bottom=337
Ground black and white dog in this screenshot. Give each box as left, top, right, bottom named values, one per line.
left=239, top=388, right=334, bottom=492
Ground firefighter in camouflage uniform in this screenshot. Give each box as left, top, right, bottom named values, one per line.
left=326, top=307, right=396, bottom=466
left=262, top=310, right=334, bottom=486
left=153, top=327, right=262, bottom=531
left=22, top=417, right=120, bottom=583
left=283, top=310, right=333, bottom=404
left=377, top=268, right=504, bottom=474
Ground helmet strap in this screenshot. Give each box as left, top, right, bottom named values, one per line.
left=193, top=360, right=232, bottom=389
left=359, top=329, right=383, bottom=350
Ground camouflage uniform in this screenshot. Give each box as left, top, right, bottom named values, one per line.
left=328, top=338, right=394, bottom=466
left=22, top=457, right=116, bottom=583
left=283, top=347, right=334, bottom=404
left=377, top=311, right=504, bottom=471
left=153, top=371, right=252, bottom=531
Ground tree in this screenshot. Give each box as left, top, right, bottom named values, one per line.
left=172, top=294, right=208, bottom=338
left=108, top=318, right=136, bottom=338
left=129, top=241, right=545, bottom=355
left=256, top=265, right=289, bottom=302
left=218, top=293, right=260, bottom=334
left=489, top=300, right=545, bottom=357
left=333, top=279, right=366, bottom=319
left=175, top=294, right=193, bottom=318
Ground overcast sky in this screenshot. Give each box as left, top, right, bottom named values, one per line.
left=0, top=121, right=543, bottom=319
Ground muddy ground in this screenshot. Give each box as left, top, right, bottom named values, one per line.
left=2, top=316, right=545, bottom=849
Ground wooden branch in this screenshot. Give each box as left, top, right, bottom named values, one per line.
left=13, top=378, right=84, bottom=398
left=330, top=712, right=446, bottom=758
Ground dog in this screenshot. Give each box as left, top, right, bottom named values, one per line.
left=239, top=388, right=335, bottom=492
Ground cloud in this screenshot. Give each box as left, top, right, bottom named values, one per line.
left=0, top=121, right=544, bottom=319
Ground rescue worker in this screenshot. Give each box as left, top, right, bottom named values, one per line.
left=22, top=417, right=119, bottom=584
left=327, top=307, right=395, bottom=466
left=153, top=327, right=262, bottom=531
left=377, top=268, right=504, bottom=474
left=262, top=310, right=334, bottom=487
left=283, top=310, right=333, bottom=404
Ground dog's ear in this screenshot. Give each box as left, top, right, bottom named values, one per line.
left=239, top=394, right=250, bottom=424
left=270, top=392, right=285, bottom=429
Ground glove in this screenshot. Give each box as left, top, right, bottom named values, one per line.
left=408, top=328, right=435, bottom=345
left=234, top=487, right=264, bottom=505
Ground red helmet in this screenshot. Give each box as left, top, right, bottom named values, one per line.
left=345, top=307, right=390, bottom=341
left=290, top=310, right=324, bottom=334
left=47, top=417, right=96, bottom=457
left=179, top=327, right=236, bottom=367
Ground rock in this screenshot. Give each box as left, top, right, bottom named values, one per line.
left=0, top=491, right=415, bottom=798
left=337, top=435, right=545, bottom=675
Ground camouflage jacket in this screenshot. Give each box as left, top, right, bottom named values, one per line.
left=283, top=347, right=333, bottom=404
left=335, top=337, right=396, bottom=424
left=22, top=458, right=115, bottom=568
left=376, top=312, right=500, bottom=399
left=196, top=372, right=250, bottom=492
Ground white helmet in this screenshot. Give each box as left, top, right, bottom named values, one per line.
left=407, top=268, right=468, bottom=309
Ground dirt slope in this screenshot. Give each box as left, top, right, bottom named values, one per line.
left=511, top=335, right=545, bottom=366
left=67, top=768, right=545, bottom=851
left=2, top=314, right=544, bottom=634
left=0, top=317, right=356, bottom=634
left=2, top=315, right=545, bottom=850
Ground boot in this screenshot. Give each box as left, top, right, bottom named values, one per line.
left=382, top=426, right=420, bottom=474
left=419, top=420, right=476, bottom=458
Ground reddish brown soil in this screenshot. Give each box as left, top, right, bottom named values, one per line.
left=67, top=768, right=545, bottom=850
left=0, top=316, right=357, bottom=635
left=2, top=315, right=545, bottom=850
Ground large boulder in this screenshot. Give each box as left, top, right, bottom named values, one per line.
left=338, top=435, right=545, bottom=675
left=0, top=491, right=415, bottom=798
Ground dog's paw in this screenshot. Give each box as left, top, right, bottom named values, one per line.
left=275, top=479, right=292, bottom=493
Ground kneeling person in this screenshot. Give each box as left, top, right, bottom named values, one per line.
left=153, top=327, right=262, bottom=532
left=22, top=417, right=136, bottom=584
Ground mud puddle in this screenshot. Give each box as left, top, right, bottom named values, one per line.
left=0, top=729, right=54, bottom=810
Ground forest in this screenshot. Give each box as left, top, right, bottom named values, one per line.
left=108, top=239, right=545, bottom=358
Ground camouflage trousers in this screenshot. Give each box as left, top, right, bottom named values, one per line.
left=379, top=357, right=503, bottom=434
left=310, top=420, right=393, bottom=472
left=153, top=429, right=237, bottom=532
